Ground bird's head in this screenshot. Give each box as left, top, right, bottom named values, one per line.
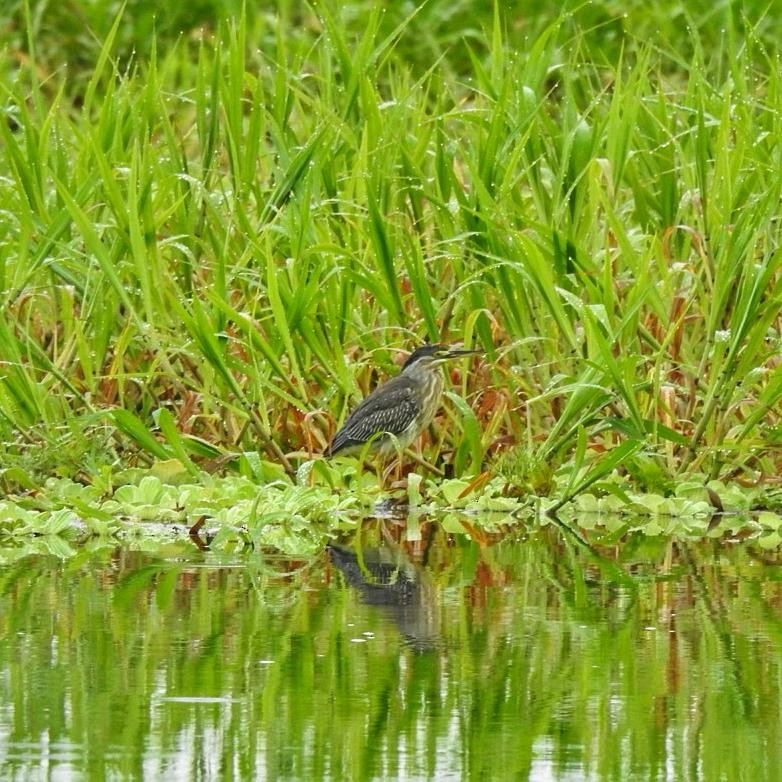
left=401, top=343, right=482, bottom=372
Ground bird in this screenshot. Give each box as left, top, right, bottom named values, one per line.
left=325, top=343, right=481, bottom=459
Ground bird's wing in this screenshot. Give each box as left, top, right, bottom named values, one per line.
left=326, top=376, right=419, bottom=456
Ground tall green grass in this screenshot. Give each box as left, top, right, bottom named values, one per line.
left=2, top=1, right=782, bottom=496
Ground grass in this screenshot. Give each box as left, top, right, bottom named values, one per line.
left=2, top=0, right=782, bottom=517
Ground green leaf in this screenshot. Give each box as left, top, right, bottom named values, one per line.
left=112, top=410, right=172, bottom=460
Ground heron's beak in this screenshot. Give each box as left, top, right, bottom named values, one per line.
left=444, top=346, right=483, bottom=359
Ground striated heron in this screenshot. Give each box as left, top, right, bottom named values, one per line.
left=325, top=344, right=481, bottom=459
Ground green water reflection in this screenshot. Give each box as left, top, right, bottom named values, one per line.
left=1, top=520, right=781, bottom=780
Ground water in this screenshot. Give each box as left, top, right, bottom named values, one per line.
left=0, top=520, right=780, bottom=780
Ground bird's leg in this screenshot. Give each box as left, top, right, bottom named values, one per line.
left=358, top=457, right=388, bottom=490
left=380, top=460, right=394, bottom=489
left=377, top=450, right=406, bottom=491
left=403, top=448, right=445, bottom=478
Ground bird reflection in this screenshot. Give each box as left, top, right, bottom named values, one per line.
left=327, top=544, right=440, bottom=653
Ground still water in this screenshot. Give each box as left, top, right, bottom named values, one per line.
left=0, top=518, right=780, bottom=781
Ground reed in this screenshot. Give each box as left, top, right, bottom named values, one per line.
left=2, top=1, right=781, bottom=501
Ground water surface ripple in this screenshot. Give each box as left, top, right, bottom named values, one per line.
left=0, top=519, right=779, bottom=780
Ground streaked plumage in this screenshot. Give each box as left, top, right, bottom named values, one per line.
left=325, top=344, right=480, bottom=458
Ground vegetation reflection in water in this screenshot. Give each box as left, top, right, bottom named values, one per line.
left=0, top=517, right=780, bottom=781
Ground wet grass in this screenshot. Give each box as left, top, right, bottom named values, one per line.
left=2, top=1, right=782, bottom=530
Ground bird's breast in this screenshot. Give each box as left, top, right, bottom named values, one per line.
left=417, top=372, right=444, bottom=429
